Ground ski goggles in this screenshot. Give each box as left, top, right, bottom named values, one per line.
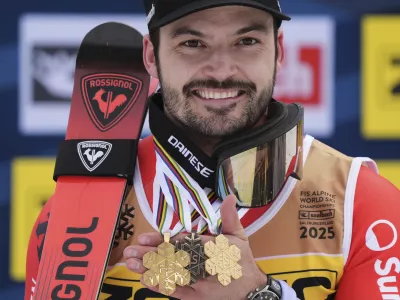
left=149, top=95, right=304, bottom=208
left=212, top=100, right=304, bottom=207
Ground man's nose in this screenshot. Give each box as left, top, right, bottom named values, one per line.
left=202, top=49, right=238, bottom=82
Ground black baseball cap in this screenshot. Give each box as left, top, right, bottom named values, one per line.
left=143, top=0, right=291, bottom=31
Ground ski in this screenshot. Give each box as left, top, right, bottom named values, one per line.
left=33, top=22, right=150, bottom=299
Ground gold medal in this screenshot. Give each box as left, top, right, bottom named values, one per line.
left=204, top=234, right=242, bottom=286
left=175, top=232, right=208, bottom=284
left=142, top=232, right=191, bottom=295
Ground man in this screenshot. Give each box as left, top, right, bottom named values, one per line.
left=25, top=1, right=400, bottom=299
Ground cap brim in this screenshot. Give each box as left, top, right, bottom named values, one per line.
left=148, top=0, right=291, bottom=30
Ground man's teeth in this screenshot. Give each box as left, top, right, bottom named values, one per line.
left=197, top=90, right=240, bottom=99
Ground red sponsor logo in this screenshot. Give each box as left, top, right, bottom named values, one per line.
left=274, top=45, right=322, bottom=106
left=81, top=73, right=142, bottom=132
left=365, top=220, right=400, bottom=298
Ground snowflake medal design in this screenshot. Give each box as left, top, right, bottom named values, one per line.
left=204, top=234, right=242, bottom=286
left=175, top=231, right=208, bottom=284
left=142, top=232, right=191, bottom=295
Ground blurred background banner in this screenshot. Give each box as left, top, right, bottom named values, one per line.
left=18, top=14, right=149, bottom=136
left=361, top=16, right=400, bottom=139
left=1, top=0, right=400, bottom=298
left=274, top=16, right=335, bottom=137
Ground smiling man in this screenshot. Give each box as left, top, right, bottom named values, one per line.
left=25, top=1, right=400, bottom=300
left=145, top=3, right=282, bottom=154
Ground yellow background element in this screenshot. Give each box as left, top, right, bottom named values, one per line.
left=361, top=16, right=400, bottom=139
left=10, top=157, right=56, bottom=281
left=376, top=160, right=400, bottom=188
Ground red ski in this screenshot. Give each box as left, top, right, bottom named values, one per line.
left=33, top=22, right=150, bottom=299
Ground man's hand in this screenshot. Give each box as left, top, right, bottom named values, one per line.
left=123, top=195, right=268, bottom=300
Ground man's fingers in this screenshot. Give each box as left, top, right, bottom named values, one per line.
left=123, top=245, right=158, bottom=260
left=136, top=232, right=164, bottom=246
left=220, top=194, right=247, bottom=241
left=123, top=245, right=158, bottom=274
left=125, top=258, right=148, bottom=274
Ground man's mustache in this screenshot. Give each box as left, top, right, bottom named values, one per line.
left=183, top=79, right=257, bottom=97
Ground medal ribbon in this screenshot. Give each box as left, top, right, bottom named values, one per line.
left=153, top=137, right=249, bottom=235
left=154, top=137, right=220, bottom=234
left=152, top=179, right=174, bottom=234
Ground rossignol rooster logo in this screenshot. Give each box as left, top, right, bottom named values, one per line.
left=81, top=73, right=142, bottom=132
left=77, top=141, right=112, bottom=172
left=92, top=88, right=127, bottom=119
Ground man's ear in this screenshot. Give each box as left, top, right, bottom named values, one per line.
left=143, top=34, right=159, bottom=79
left=276, top=28, right=284, bottom=71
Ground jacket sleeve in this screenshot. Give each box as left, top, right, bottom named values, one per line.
left=24, top=196, right=53, bottom=300
left=335, top=165, right=400, bottom=299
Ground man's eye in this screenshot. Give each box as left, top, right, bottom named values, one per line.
left=183, top=40, right=202, bottom=47
left=238, top=38, right=258, bottom=46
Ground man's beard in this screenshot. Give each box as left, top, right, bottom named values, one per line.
left=158, top=69, right=276, bottom=138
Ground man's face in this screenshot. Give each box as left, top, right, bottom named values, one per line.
left=144, top=6, right=284, bottom=137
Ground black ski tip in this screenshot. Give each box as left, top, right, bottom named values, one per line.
left=76, top=22, right=144, bottom=69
